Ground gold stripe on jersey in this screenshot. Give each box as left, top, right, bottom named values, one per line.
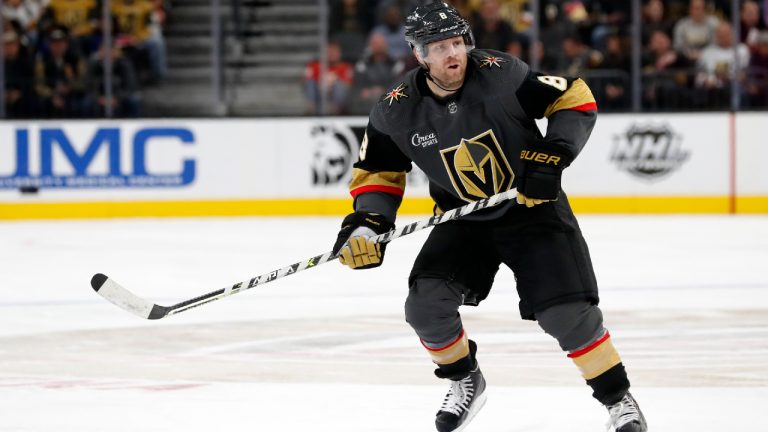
left=543, top=79, right=597, bottom=118
left=349, top=168, right=406, bottom=197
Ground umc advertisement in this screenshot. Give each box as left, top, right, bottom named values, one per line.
left=0, top=113, right=765, bottom=218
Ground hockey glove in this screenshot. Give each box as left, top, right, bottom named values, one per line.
left=332, top=212, right=395, bottom=270
left=516, top=141, right=573, bottom=208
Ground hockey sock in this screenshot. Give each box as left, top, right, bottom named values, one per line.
left=568, top=331, right=630, bottom=405
left=423, top=329, right=470, bottom=365
left=422, top=331, right=476, bottom=379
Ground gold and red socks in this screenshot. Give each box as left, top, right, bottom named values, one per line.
left=423, top=331, right=478, bottom=379
left=568, top=331, right=630, bottom=405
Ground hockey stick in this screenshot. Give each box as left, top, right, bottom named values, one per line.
left=91, top=189, right=517, bottom=320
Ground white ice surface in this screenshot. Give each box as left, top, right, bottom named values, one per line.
left=1, top=215, right=767, bottom=431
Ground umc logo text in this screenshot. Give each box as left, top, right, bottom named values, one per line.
left=0, top=126, right=196, bottom=189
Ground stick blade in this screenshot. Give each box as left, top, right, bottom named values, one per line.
left=91, top=273, right=168, bottom=320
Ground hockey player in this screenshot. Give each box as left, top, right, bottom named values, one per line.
left=332, top=3, right=648, bottom=431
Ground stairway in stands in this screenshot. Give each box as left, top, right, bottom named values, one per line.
left=143, top=0, right=319, bottom=117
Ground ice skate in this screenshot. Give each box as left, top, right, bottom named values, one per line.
left=605, top=392, right=647, bottom=432
left=435, top=365, right=487, bottom=432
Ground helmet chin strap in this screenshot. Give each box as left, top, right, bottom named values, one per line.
left=422, top=62, right=461, bottom=94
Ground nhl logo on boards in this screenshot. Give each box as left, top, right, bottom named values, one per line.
left=610, top=124, right=689, bottom=181
left=448, top=101, right=458, bottom=114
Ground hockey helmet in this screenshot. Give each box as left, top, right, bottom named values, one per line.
left=404, top=2, right=475, bottom=59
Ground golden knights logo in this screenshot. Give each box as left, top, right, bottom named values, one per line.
left=383, top=83, right=408, bottom=106
left=479, top=55, right=506, bottom=68
left=611, top=124, right=689, bottom=181
left=440, top=130, right=514, bottom=202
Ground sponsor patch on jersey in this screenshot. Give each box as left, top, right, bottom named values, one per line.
left=410, top=129, right=439, bottom=148
left=382, top=83, right=409, bottom=106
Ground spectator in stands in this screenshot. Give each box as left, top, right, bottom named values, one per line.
left=329, top=0, right=377, bottom=62
left=664, top=0, right=691, bottom=21
left=695, top=21, right=750, bottom=108
left=504, top=34, right=527, bottom=62
left=303, top=40, right=353, bottom=115
left=1, top=0, right=43, bottom=44
left=111, top=0, right=167, bottom=84
left=41, top=0, right=99, bottom=55
left=642, top=0, right=674, bottom=46
left=744, top=30, right=768, bottom=107
left=3, top=28, right=37, bottom=118
left=592, top=31, right=630, bottom=110
left=369, top=2, right=410, bottom=61
left=673, top=0, right=719, bottom=63
left=348, top=32, right=405, bottom=115
left=556, top=33, right=601, bottom=76
left=472, top=0, right=517, bottom=52
left=35, top=26, right=87, bottom=117
left=84, top=40, right=141, bottom=117
left=740, top=1, right=765, bottom=50
left=538, top=3, right=577, bottom=72
left=587, top=0, right=630, bottom=51
left=643, top=29, right=693, bottom=72
left=642, top=29, right=694, bottom=109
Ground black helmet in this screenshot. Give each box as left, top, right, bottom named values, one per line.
left=404, top=2, right=475, bottom=58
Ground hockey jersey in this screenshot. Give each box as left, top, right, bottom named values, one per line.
left=351, top=49, right=597, bottom=221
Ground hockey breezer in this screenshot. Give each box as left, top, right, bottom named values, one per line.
left=90, top=189, right=517, bottom=320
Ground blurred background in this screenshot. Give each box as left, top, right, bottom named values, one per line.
left=2, top=0, right=767, bottom=119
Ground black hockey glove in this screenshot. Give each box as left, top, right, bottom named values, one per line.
left=516, top=141, right=573, bottom=208
left=332, top=212, right=395, bottom=270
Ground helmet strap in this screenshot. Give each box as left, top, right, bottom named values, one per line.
left=425, top=70, right=461, bottom=94
left=416, top=50, right=462, bottom=94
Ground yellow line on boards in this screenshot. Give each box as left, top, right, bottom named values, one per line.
left=1, top=196, right=767, bottom=220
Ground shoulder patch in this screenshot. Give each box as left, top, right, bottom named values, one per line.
left=478, top=55, right=507, bottom=69
left=382, top=83, right=409, bottom=106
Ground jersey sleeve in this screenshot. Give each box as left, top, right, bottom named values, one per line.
left=515, top=71, right=597, bottom=161
left=349, top=118, right=412, bottom=222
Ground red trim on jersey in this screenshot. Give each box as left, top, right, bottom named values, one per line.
left=422, top=329, right=465, bottom=352
left=350, top=185, right=404, bottom=198
left=569, top=102, right=598, bottom=112
left=567, top=331, right=611, bottom=358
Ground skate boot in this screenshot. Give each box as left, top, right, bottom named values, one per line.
left=434, top=365, right=487, bottom=432
left=605, top=392, right=647, bottom=432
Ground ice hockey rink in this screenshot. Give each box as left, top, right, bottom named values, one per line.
left=2, top=214, right=767, bottom=431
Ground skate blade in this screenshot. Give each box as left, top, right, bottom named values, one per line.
left=451, top=393, right=488, bottom=432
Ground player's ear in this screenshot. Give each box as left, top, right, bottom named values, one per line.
left=413, top=47, right=427, bottom=67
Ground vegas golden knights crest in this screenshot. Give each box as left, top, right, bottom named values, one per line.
left=440, top=130, right=514, bottom=202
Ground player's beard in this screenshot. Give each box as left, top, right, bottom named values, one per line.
left=429, top=56, right=466, bottom=91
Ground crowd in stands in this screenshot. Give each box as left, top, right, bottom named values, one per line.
left=304, top=0, right=768, bottom=115
left=2, top=0, right=168, bottom=118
